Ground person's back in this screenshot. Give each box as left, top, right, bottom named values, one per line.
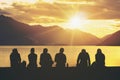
left=27, top=48, right=37, bottom=69
left=40, top=48, right=53, bottom=68
left=10, top=48, right=21, bottom=68
left=77, top=49, right=90, bottom=68
left=28, top=53, right=37, bottom=66
left=55, top=48, right=66, bottom=68
left=79, top=52, right=89, bottom=65
left=95, top=49, right=105, bottom=67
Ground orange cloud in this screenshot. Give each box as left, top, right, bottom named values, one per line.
left=0, top=0, right=120, bottom=25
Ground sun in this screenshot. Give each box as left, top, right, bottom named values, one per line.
left=66, top=12, right=88, bottom=29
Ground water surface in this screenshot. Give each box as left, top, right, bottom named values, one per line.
left=0, top=46, right=120, bottom=67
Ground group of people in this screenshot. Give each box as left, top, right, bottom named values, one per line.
left=10, top=48, right=105, bottom=69
left=77, top=49, right=105, bottom=69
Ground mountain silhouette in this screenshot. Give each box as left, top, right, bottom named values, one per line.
left=0, top=15, right=34, bottom=45
left=26, top=25, right=101, bottom=45
left=101, top=34, right=112, bottom=41
left=100, top=30, right=120, bottom=46
left=0, top=15, right=101, bottom=45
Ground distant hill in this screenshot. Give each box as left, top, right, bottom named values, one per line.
left=0, top=15, right=101, bottom=45
left=31, top=25, right=101, bottom=45
left=101, top=34, right=112, bottom=41
left=0, top=15, right=34, bottom=45
left=100, top=30, right=120, bottom=46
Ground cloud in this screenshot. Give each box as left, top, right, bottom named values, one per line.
left=0, top=9, right=10, bottom=15
left=112, top=23, right=120, bottom=27
left=115, top=24, right=120, bottom=27
left=0, top=0, right=120, bottom=25
left=6, top=2, right=82, bottom=22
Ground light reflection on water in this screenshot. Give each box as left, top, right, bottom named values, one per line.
left=0, top=46, right=120, bottom=67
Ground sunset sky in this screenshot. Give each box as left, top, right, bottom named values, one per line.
left=0, top=0, right=120, bottom=37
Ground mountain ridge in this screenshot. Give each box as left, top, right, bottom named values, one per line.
left=0, top=15, right=119, bottom=45
left=99, top=30, right=120, bottom=46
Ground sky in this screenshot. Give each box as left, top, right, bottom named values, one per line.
left=0, top=0, right=120, bottom=38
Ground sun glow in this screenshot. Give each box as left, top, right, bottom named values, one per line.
left=19, top=0, right=38, bottom=4
left=65, top=12, right=88, bottom=29
left=42, top=0, right=55, bottom=3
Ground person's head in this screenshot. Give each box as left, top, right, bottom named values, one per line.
left=22, top=61, right=26, bottom=67
left=81, top=49, right=86, bottom=53
left=97, top=48, right=102, bottom=53
left=31, top=48, right=35, bottom=53
left=12, top=48, right=18, bottom=53
left=43, top=48, right=48, bottom=53
left=60, top=48, right=64, bottom=53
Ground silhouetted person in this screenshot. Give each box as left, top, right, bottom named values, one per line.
left=21, top=60, right=26, bottom=68
left=95, top=48, right=105, bottom=68
left=27, top=48, right=37, bottom=69
left=55, top=48, right=67, bottom=68
left=91, top=49, right=106, bottom=80
left=10, top=48, right=21, bottom=68
left=40, top=48, right=53, bottom=68
left=77, top=49, right=91, bottom=69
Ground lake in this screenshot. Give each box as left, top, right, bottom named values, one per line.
left=0, top=46, right=120, bottom=67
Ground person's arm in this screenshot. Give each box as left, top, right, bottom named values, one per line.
left=64, top=54, right=67, bottom=67
left=10, top=54, right=12, bottom=62
left=49, top=54, right=52, bottom=61
left=48, top=53, right=54, bottom=66
left=87, top=53, right=91, bottom=67
left=35, top=54, right=37, bottom=62
left=39, top=54, right=42, bottom=65
left=18, top=54, right=21, bottom=64
left=77, top=53, right=80, bottom=66
left=49, top=54, right=53, bottom=64
left=103, top=53, right=105, bottom=61
left=65, top=55, right=66, bottom=63
left=103, top=53, right=105, bottom=66
left=10, top=54, right=12, bottom=67
left=55, top=54, right=57, bottom=62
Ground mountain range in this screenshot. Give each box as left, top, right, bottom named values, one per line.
left=0, top=15, right=120, bottom=45
left=99, top=30, right=120, bottom=46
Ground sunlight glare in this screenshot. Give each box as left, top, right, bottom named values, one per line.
left=42, top=0, right=55, bottom=3
left=19, top=0, right=38, bottom=4
left=66, top=12, right=88, bottom=29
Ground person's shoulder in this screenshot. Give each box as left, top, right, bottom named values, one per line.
left=10, top=52, right=13, bottom=55
left=40, top=53, right=44, bottom=56
left=10, top=53, right=13, bottom=57
left=79, top=52, right=83, bottom=55
left=28, top=53, right=31, bottom=56
left=63, top=53, right=66, bottom=56
left=86, top=52, right=89, bottom=55
left=56, top=53, right=59, bottom=55
left=18, top=53, right=20, bottom=55
left=47, top=53, right=51, bottom=56
left=55, top=53, right=59, bottom=57
left=96, top=53, right=99, bottom=55
left=102, top=53, right=105, bottom=56
left=47, top=53, right=50, bottom=55
left=34, top=53, right=37, bottom=56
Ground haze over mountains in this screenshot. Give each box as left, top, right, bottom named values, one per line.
left=0, top=15, right=119, bottom=45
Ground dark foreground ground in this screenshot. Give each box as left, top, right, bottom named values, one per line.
left=0, top=67, right=120, bottom=80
